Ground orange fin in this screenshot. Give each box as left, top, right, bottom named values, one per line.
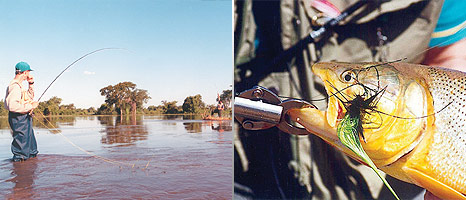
left=403, top=167, right=466, bottom=200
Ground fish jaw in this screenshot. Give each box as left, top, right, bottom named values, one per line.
left=311, top=62, right=349, bottom=128
left=289, top=62, right=366, bottom=161
left=288, top=107, right=364, bottom=163
left=287, top=62, right=367, bottom=162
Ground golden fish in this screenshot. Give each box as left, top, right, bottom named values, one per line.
left=288, top=62, right=466, bottom=199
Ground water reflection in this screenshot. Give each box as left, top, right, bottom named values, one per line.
left=162, top=115, right=182, bottom=120
left=31, top=116, right=77, bottom=134
left=184, top=122, right=202, bottom=133
left=182, top=115, right=202, bottom=120
left=0, top=116, right=78, bottom=132
left=210, top=120, right=232, bottom=132
left=97, top=115, right=149, bottom=146
left=6, top=158, right=38, bottom=199
left=183, top=120, right=232, bottom=133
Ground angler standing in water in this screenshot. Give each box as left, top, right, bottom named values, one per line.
left=5, top=62, right=39, bottom=162
left=217, top=100, right=225, bottom=117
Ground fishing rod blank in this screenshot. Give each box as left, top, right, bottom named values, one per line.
left=37, top=48, right=123, bottom=102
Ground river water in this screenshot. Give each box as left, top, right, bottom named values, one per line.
left=0, top=115, right=232, bottom=199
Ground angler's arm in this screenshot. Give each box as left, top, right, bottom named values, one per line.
left=422, top=1, right=466, bottom=72
left=423, top=38, right=466, bottom=72
left=27, top=82, right=34, bottom=100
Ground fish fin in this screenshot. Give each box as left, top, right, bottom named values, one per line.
left=403, top=167, right=466, bottom=200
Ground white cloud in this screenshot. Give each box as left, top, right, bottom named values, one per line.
left=84, top=71, right=95, bottom=75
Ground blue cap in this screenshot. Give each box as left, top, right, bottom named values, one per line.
left=15, top=62, right=33, bottom=72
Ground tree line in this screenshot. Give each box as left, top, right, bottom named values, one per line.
left=0, top=81, right=231, bottom=117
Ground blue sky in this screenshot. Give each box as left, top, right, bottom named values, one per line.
left=0, top=0, right=232, bottom=108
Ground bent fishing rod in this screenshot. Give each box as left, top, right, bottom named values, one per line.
left=37, top=48, right=123, bottom=102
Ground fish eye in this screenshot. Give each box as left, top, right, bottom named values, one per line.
left=340, top=70, right=356, bottom=83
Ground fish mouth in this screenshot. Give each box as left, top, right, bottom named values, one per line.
left=287, top=63, right=362, bottom=160
left=315, top=66, right=346, bottom=128
left=327, top=87, right=347, bottom=128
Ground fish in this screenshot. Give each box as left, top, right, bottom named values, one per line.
left=287, top=62, right=466, bottom=199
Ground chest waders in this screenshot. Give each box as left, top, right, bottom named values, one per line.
left=8, top=82, right=38, bottom=161
left=9, top=112, right=38, bottom=161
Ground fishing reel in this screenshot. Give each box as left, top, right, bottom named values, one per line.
left=234, top=86, right=315, bottom=135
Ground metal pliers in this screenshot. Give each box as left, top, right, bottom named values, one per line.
left=234, top=86, right=315, bottom=135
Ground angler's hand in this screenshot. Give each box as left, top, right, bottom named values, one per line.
left=32, top=101, right=39, bottom=109
left=28, top=102, right=39, bottom=116
left=27, top=74, right=34, bottom=84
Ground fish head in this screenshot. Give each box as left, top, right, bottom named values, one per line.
left=312, top=62, right=402, bottom=128
left=289, top=62, right=429, bottom=167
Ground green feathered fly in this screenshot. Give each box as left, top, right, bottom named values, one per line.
left=336, top=89, right=400, bottom=200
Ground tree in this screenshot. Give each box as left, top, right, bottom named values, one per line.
left=59, top=103, right=76, bottom=115
left=182, top=94, right=205, bottom=114
left=0, top=100, right=8, bottom=116
left=161, top=100, right=181, bottom=114
left=96, top=103, right=117, bottom=115
left=100, top=82, right=151, bottom=117
left=127, top=88, right=151, bottom=116
left=87, top=107, right=96, bottom=114
left=218, top=89, right=232, bottom=108
left=37, top=96, right=62, bottom=116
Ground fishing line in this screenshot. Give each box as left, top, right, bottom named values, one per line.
left=326, top=74, right=454, bottom=123
left=32, top=48, right=150, bottom=169
left=280, top=58, right=406, bottom=103
left=277, top=80, right=375, bottom=104
left=38, top=48, right=125, bottom=102
left=33, top=111, right=151, bottom=169
left=373, top=101, right=454, bottom=120
left=344, top=26, right=466, bottom=122
left=411, top=26, right=466, bottom=61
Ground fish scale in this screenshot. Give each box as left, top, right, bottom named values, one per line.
left=425, top=67, right=466, bottom=194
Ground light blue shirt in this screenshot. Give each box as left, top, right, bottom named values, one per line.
left=429, top=0, right=466, bottom=47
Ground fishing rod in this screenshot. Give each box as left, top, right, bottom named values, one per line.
left=37, top=48, right=123, bottom=102
left=30, top=47, right=153, bottom=168
left=235, top=0, right=368, bottom=92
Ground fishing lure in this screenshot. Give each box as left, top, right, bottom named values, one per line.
left=326, top=64, right=400, bottom=198
left=335, top=90, right=400, bottom=200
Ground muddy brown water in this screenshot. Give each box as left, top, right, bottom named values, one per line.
left=0, top=115, right=232, bottom=199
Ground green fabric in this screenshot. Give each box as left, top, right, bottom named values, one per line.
left=15, top=62, right=33, bottom=72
